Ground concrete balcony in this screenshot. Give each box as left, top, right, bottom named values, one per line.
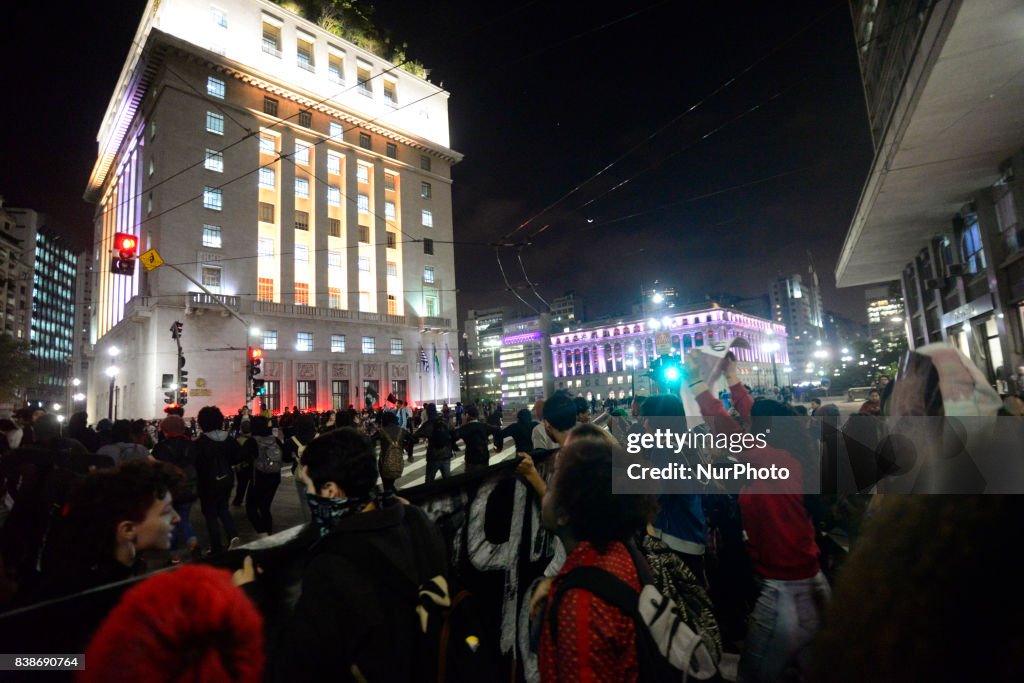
left=124, top=296, right=153, bottom=322
left=252, top=301, right=408, bottom=326
left=188, top=292, right=240, bottom=311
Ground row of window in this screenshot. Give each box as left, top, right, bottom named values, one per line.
left=259, top=330, right=403, bottom=355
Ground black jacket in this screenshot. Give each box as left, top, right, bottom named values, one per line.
left=272, top=502, right=447, bottom=682
left=191, top=434, right=241, bottom=501
left=455, top=421, right=495, bottom=466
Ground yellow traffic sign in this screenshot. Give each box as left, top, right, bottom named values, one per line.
left=140, top=248, right=164, bottom=271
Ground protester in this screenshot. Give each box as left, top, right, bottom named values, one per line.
left=248, top=416, right=284, bottom=537
left=455, top=404, right=497, bottom=474
left=537, top=431, right=656, bottom=681
left=283, top=413, right=317, bottom=524
left=857, top=389, right=882, bottom=416
left=684, top=351, right=828, bottom=683
left=98, top=420, right=150, bottom=465
left=81, top=564, right=264, bottom=683
left=486, top=404, right=504, bottom=451
left=376, top=411, right=410, bottom=493
left=67, top=411, right=99, bottom=453
left=233, top=418, right=254, bottom=507
left=192, top=406, right=241, bottom=554
left=500, top=408, right=537, bottom=453
left=531, top=398, right=557, bottom=449
left=150, top=415, right=199, bottom=563
left=413, top=403, right=453, bottom=482
left=273, top=427, right=448, bottom=681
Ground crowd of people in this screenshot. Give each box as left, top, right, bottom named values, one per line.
left=0, top=342, right=1021, bottom=681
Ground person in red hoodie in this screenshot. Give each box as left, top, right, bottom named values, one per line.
left=683, top=352, right=829, bottom=683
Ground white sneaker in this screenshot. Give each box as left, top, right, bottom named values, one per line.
left=228, top=536, right=242, bottom=550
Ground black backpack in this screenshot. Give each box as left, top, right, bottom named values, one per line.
left=549, top=541, right=720, bottom=682
left=428, top=420, right=451, bottom=450
left=325, top=507, right=500, bottom=682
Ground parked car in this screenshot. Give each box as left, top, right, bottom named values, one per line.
left=847, top=386, right=874, bottom=401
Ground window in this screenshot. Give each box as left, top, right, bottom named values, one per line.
left=420, top=155, right=431, bottom=171
left=298, top=110, right=312, bottom=128
left=328, top=52, right=345, bottom=84
left=207, top=76, right=225, bottom=98
left=258, top=277, right=274, bottom=302
left=263, top=96, right=278, bottom=116
left=327, top=153, right=341, bottom=175
left=359, top=132, right=371, bottom=150
left=357, top=64, right=372, bottom=95
left=263, top=380, right=281, bottom=413
left=423, top=238, right=434, bottom=255
left=201, top=265, right=222, bottom=293
left=211, top=6, right=228, bottom=29
left=295, top=244, right=309, bottom=262
left=331, top=380, right=349, bottom=410
left=387, top=231, right=397, bottom=249
left=258, top=237, right=274, bottom=259
left=329, top=287, right=342, bottom=308
left=386, top=261, right=397, bottom=277
left=384, top=174, right=396, bottom=191
left=328, top=218, right=341, bottom=237
left=327, top=186, right=341, bottom=206
left=328, top=251, right=341, bottom=270
left=361, top=336, right=376, bottom=354
left=383, top=81, right=397, bottom=105
left=295, top=283, right=310, bottom=306
left=296, top=381, right=316, bottom=410
left=390, top=338, right=403, bottom=355
left=421, top=181, right=432, bottom=199
left=258, top=167, right=275, bottom=188
left=331, top=334, right=346, bottom=353
left=357, top=194, right=369, bottom=213
left=357, top=164, right=369, bottom=183
left=258, top=202, right=275, bottom=223
left=329, top=121, right=343, bottom=139
left=297, top=34, right=315, bottom=71
left=259, top=136, right=275, bottom=155
left=387, top=295, right=398, bottom=315
left=294, top=141, right=310, bottom=165
left=358, top=225, right=370, bottom=243
left=359, top=291, right=371, bottom=310
left=202, top=224, right=222, bottom=248
left=203, top=187, right=222, bottom=211
left=206, top=112, right=224, bottom=135
left=295, top=177, right=310, bottom=198
left=960, top=218, right=987, bottom=275
left=386, top=142, right=397, bottom=159
left=423, top=265, right=434, bottom=283
left=205, top=149, right=223, bottom=172
left=262, top=329, right=278, bottom=350
left=149, top=158, right=154, bottom=177
left=358, top=256, right=370, bottom=272
left=262, top=19, right=282, bottom=57
left=294, top=210, right=309, bottom=231
left=421, top=209, right=433, bottom=227
left=424, top=288, right=438, bottom=317
left=385, top=202, right=396, bottom=220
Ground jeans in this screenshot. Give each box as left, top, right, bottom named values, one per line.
left=246, top=470, right=281, bottom=534
left=233, top=465, right=252, bottom=505
left=426, top=459, right=451, bottom=482
left=171, top=500, right=196, bottom=551
left=738, top=572, right=831, bottom=683
left=200, top=497, right=238, bottom=552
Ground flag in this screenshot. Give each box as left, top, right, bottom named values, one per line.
left=447, top=344, right=455, bottom=372
left=419, top=345, right=429, bottom=373
left=433, top=343, right=441, bottom=376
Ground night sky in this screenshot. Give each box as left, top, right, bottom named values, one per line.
left=0, top=0, right=875, bottom=323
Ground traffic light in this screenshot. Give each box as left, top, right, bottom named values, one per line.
left=170, top=320, right=183, bottom=340
left=252, top=379, right=266, bottom=396
left=111, top=232, right=139, bottom=276
left=248, top=347, right=263, bottom=379
left=164, top=390, right=177, bottom=405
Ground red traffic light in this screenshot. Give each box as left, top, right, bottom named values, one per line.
left=119, top=236, right=136, bottom=251
left=250, top=348, right=263, bottom=360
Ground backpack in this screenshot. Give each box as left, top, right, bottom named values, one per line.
left=549, top=541, right=719, bottom=681
left=428, top=420, right=451, bottom=450
left=380, top=429, right=407, bottom=480
left=255, top=437, right=283, bottom=475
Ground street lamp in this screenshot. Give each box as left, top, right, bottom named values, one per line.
left=763, top=340, right=780, bottom=390
left=627, top=345, right=638, bottom=398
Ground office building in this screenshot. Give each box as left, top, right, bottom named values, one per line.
left=770, top=272, right=824, bottom=377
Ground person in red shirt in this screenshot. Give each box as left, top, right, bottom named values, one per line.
left=683, top=352, right=830, bottom=683
left=858, top=389, right=882, bottom=416
left=537, top=429, right=656, bottom=682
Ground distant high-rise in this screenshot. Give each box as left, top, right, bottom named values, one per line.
left=769, top=273, right=824, bottom=378
left=0, top=199, right=32, bottom=345
left=462, top=307, right=505, bottom=405
left=550, top=291, right=585, bottom=325
left=865, top=282, right=905, bottom=356
left=85, top=0, right=462, bottom=417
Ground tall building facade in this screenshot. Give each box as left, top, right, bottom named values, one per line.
left=72, top=250, right=96, bottom=404
left=462, top=307, right=504, bottom=406
left=0, top=199, right=32, bottom=343
left=550, top=291, right=585, bottom=325
left=6, top=208, right=78, bottom=406
left=85, top=0, right=461, bottom=418
left=839, top=1, right=1024, bottom=393
left=865, top=282, right=905, bottom=357
left=550, top=306, right=788, bottom=398
left=500, top=313, right=554, bottom=411
left=769, top=273, right=824, bottom=378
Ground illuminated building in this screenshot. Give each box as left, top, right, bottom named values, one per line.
left=85, top=0, right=461, bottom=417
left=500, top=314, right=554, bottom=410
left=550, top=306, right=788, bottom=398
left=462, top=307, right=504, bottom=406
left=0, top=199, right=33, bottom=345
left=770, top=273, right=824, bottom=376
left=865, top=282, right=904, bottom=357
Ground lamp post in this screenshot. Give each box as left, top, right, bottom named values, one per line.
left=627, top=344, right=638, bottom=398
left=764, top=340, right=780, bottom=390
